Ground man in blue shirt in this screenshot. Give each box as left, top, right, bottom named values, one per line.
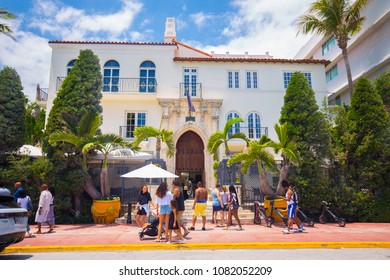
left=13, top=181, right=24, bottom=203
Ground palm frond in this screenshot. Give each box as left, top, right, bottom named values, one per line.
left=223, top=117, right=244, bottom=136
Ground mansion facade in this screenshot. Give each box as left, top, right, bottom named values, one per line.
left=46, top=18, right=329, bottom=187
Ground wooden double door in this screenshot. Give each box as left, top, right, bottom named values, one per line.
left=175, top=131, right=204, bottom=185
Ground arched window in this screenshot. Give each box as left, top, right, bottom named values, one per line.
left=139, top=61, right=156, bottom=93
left=67, top=59, right=76, bottom=74
left=227, top=112, right=241, bottom=137
left=247, top=112, right=261, bottom=139
left=103, top=60, right=120, bottom=92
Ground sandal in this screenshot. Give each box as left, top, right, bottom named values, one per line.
left=188, top=227, right=195, bottom=231
left=154, top=239, right=161, bottom=242
left=183, top=231, right=190, bottom=238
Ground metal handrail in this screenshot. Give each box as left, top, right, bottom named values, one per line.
left=56, top=77, right=158, bottom=93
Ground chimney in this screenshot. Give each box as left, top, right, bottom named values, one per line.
left=164, top=18, right=176, bottom=43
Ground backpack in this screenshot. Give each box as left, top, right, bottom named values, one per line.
left=293, top=191, right=299, bottom=205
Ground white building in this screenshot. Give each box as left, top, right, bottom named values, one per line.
left=295, top=0, right=390, bottom=105
left=46, top=18, right=328, bottom=188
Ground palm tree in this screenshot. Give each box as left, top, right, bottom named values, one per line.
left=49, top=112, right=133, bottom=198
left=268, top=123, right=300, bottom=195
left=0, top=8, right=16, bottom=40
left=297, top=0, right=368, bottom=98
left=82, top=133, right=131, bottom=197
left=207, top=117, right=248, bottom=161
left=132, top=126, right=175, bottom=159
left=227, top=135, right=278, bottom=196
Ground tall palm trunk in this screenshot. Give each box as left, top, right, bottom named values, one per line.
left=73, top=192, right=82, bottom=218
left=341, top=47, right=354, bottom=98
left=100, top=167, right=110, bottom=197
left=258, top=163, right=274, bottom=196
left=156, top=138, right=161, bottom=159
left=83, top=177, right=101, bottom=199
left=276, top=165, right=289, bottom=195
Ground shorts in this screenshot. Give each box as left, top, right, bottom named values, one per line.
left=193, top=202, right=207, bottom=216
left=137, top=208, right=147, bottom=215
left=287, top=204, right=297, bottom=218
left=160, top=205, right=172, bottom=215
left=213, top=205, right=223, bottom=212
left=223, top=204, right=229, bottom=211
left=177, top=210, right=184, bottom=221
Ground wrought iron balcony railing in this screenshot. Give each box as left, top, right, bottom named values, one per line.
left=180, top=83, right=202, bottom=98
left=56, top=77, right=157, bottom=94
left=227, top=126, right=268, bottom=140
left=36, top=87, right=48, bottom=101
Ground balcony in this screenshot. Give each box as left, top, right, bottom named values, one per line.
left=228, top=126, right=269, bottom=140
left=56, top=77, right=157, bottom=94
left=180, top=83, right=202, bottom=98
left=36, top=85, right=48, bottom=109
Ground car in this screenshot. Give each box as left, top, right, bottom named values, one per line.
left=0, top=187, right=28, bottom=253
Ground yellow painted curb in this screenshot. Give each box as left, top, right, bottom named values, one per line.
left=4, top=241, right=390, bottom=254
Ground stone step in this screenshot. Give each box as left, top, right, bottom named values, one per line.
left=119, top=199, right=255, bottom=224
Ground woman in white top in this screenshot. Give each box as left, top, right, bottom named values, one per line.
left=17, top=189, right=32, bottom=237
left=153, top=182, right=172, bottom=242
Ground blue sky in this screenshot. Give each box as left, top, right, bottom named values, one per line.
left=0, top=0, right=313, bottom=100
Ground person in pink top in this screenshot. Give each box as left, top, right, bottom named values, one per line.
left=34, top=184, right=54, bottom=234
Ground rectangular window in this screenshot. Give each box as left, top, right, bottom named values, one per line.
left=322, top=36, right=336, bottom=56
left=326, top=65, right=338, bottom=83
left=283, top=72, right=312, bottom=89
left=125, top=112, right=146, bottom=139
left=228, top=71, right=240, bottom=89
left=246, top=71, right=258, bottom=89
left=183, top=68, right=197, bottom=97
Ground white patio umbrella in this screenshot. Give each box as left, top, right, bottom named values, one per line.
left=121, top=163, right=178, bottom=196
left=121, top=163, right=178, bottom=179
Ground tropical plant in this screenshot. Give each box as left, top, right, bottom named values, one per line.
left=25, top=101, right=45, bottom=146
left=227, top=135, right=278, bottom=196
left=132, top=125, right=174, bottom=159
left=268, top=123, right=300, bottom=195
left=297, top=0, right=368, bottom=97
left=279, top=72, right=331, bottom=208
left=207, top=117, right=248, bottom=161
left=374, top=70, right=390, bottom=114
left=49, top=112, right=133, bottom=198
left=43, top=49, right=102, bottom=157
left=0, top=8, right=16, bottom=40
left=0, top=66, right=26, bottom=156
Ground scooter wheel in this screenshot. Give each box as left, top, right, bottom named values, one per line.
left=318, top=215, right=326, bottom=224
left=306, top=218, right=315, bottom=227
left=254, top=217, right=261, bottom=224
left=283, top=219, right=288, bottom=226
left=139, top=233, right=144, bottom=241
left=337, top=218, right=346, bottom=227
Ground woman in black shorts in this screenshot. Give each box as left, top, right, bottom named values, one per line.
left=135, top=185, right=152, bottom=228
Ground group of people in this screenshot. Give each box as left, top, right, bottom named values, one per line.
left=13, top=181, right=55, bottom=237
left=134, top=180, right=244, bottom=244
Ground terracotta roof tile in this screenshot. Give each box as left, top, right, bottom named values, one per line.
left=48, top=40, right=175, bottom=46
left=173, top=57, right=330, bottom=65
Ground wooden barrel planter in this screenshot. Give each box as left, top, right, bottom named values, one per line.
left=91, top=199, right=121, bottom=224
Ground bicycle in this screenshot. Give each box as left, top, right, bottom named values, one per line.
left=318, top=201, right=346, bottom=227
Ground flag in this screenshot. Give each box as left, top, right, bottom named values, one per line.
left=186, top=90, right=195, bottom=112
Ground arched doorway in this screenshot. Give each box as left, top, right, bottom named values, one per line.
left=175, top=131, right=205, bottom=193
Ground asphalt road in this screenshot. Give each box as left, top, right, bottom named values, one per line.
left=1, top=248, right=390, bottom=260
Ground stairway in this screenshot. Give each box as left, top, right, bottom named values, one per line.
left=117, top=199, right=255, bottom=224
left=181, top=199, right=254, bottom=223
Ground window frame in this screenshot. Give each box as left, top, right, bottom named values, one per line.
left=125, top=112, right=146, bottom=139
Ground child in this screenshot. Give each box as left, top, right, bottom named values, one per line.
left=166, top=199, right=184, bottom=244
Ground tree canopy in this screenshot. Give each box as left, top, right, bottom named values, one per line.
left=0, top=66, right=26, bottom=155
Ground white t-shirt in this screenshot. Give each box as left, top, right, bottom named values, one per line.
left=155, top=191, right=173, bottom=206
left=17, top=196, right=31, bottom=210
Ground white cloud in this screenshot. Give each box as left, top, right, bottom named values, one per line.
left=0, top=29, right=51, bottom=101
left=190, top=12, right=213, bottom=28
left=29, top=0, right=143, bottom=41
left=191, top=0, right=313, bottom=58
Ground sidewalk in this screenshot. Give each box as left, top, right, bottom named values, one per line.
left=3, top=221, right=390, bottom=254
